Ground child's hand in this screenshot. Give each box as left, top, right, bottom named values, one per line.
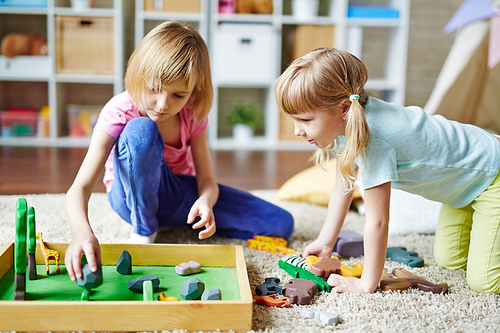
left=327, top=274, right=371, bottom=293
left=64, top=232, right=101, bottom=282
left=187, top=198, right=216, bottom=240
left=302, top=239, right=334, bottom=259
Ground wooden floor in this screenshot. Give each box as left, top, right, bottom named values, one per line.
left=0, top=146, right=315, bottom=195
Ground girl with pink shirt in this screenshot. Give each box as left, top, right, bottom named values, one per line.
left=64, top=21, right=293, bottom=282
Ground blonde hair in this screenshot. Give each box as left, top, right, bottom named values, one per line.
left=275, top=48, right=369, bottom=192
left=125, top=21, right=213, bottom=121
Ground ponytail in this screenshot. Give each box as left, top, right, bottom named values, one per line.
left=337, top=96, right=370, bottom=193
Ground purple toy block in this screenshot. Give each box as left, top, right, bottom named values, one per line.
left=175, top=261, right=201, bottom=276
left=333, top=230, right=364, bottom=257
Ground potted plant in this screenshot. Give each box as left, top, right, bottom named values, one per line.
left=227, top=101, right=263, bottom=142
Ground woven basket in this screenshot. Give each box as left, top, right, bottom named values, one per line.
left=55, top=16, right=114, bottom=75
left=144, top=0, right=200, bottom=12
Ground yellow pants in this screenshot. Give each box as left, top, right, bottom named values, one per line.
left=434, top=168, right=500, bottom=293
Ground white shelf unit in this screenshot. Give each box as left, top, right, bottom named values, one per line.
left=0, top=0, right=127, bottom=147
left=208, top=0, right=409, bottom=150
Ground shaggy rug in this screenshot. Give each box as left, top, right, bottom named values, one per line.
left=0, top=191, right=499, bottom=333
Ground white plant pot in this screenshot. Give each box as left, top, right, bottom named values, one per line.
left=232, top=124, right=254, bottom=142
left=292, top=0, right=320, bottom=19
left=71, top=0, right=91, bottom=11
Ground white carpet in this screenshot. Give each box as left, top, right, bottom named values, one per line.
left=1, top=191, right=499, bottom=333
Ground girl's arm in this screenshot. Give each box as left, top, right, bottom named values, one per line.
left=188, top=129, right=219, bottom=239
left=358, top=181, right=390, bottom=291
left=303, top=159, right=354, bottom=258
left=327, top=181, right=391, bottom=293
left=65, top=130, right=116, bottom=281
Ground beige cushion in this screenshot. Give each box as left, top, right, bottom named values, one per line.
left=276, top=159, right=361, bottom=206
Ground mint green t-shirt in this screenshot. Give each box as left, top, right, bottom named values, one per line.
left=336, top=97, right=500, bottom=208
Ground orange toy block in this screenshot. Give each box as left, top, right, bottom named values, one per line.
left=339, top=262, right=363, bottom=277
left=253, top=294, right=291, bottom=307
left=246, top=235, right=299, bottom=255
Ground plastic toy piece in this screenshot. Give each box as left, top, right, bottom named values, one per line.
left=76, top=262, right=103, bottom=291
left=255, top=277, right=282, bottom=296
left=201, top=288, right=221, bottom=300
left=36, top=232, right=61, bottom=274
left=246, top=235, right=299, bottom=255
left=175, top=260, right=201, bottom=276
left=282, top=278, right=317, bottom=305
left=309, top=257, right=341, bottom=278
left=379, top=269, right=411, bottom=291
left=386, top=247, right=424, bottom=268
left=143, top=280, right=154, bottom=301
left=339, top=262, right=363, bottom=278
left=27, top=206, right=37, bottom=281
left=306, top=254, right=363, bottom=278
left=14, top=198, right=28, bottom=301
left=157, top=293, right=180, bottom=301
left=279, top=253, right=330, bottom=292
left=80, top=289, right=90, bottom=301
left=181, top=277, right=205, bottom=300
left=392, top=268, right=448, bottom=294
left=302, top=310, right=340, bottom=325
left=253, top=294, right=291, bottom=307
left=128, top=276, right=160, bottom=293
left=116, top=250, right=132, bottom=275
left=379, top=268, right=448, bottom=294
left=333, top=230, right=364, bottom=257
left=14, top=272, right=26, bottom=301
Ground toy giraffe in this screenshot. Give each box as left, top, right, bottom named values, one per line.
left=36, top=232, right=60, bottom=274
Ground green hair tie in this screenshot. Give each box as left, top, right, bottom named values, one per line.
left=349, top=94, right=360, bottom=102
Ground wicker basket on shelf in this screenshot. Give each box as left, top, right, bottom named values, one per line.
left=55, top=16, right=114, bottom=75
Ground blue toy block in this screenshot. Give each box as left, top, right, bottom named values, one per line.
left=128, top=276, right=160, bottom=293
left=386, top=247, right=424, bottom=268
left=201, top=288, right=221, bottom=300
left=76, top=262, right=103, bottom=291
left=181, top=277, right=205, bottom=300
left=116, top=250, right=132, bottom=275
left=255, top=277, right=282, bottom=296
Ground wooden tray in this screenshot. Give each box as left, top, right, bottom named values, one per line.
left=0, top=242, right=253, bottom=332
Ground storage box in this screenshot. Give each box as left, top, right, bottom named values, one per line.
left=0, top=109, right=38, bottom=137
left=0, top=56, right=51, bottom=79
left=0, top=0, right=47, bottom=7
left=55, top=16, right=114, bottom=75
left=0, top=242, right=253, bottom=332
left=348, top=6, right=399, bottom=19
left=144, top=0, right=200, bottom=13
left=216, top=23, right=274, bottom=85
left=292, top=25, right=334, bottom=60
left=68, top=104, right=101, bottom=137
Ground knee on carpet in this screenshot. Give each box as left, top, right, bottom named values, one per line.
left=467, top=269, right=500, bottom=294
left=433, top=247, right=467, bottom=270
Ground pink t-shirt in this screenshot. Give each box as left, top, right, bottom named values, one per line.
left=94, top=91, right=209, bottom=192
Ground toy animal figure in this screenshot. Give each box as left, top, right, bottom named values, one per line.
left=386, top=247, right=424, bottom=268
left=0, top=32, right=48, bottom=58
left=379, top=268, right=448, bottom=294
left=36, top=232, right=60, bottom=274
